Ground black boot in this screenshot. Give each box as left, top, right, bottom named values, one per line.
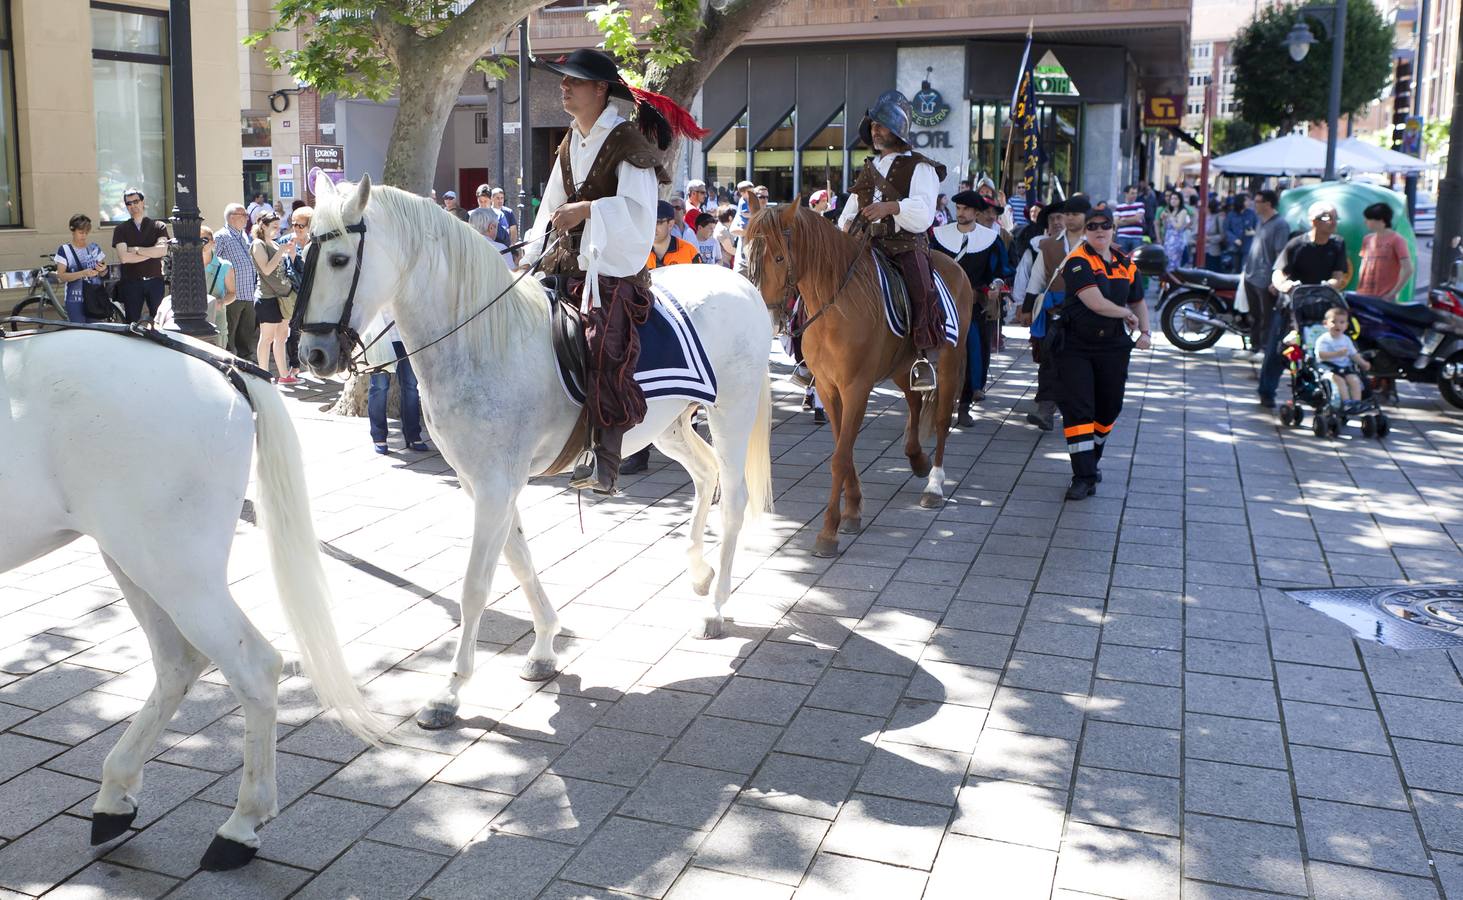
left=569, top=427, right=625, bottom=494
left=956, top=403, right=975, bottom=428
left=1065, top=478, right=1096, bottom=501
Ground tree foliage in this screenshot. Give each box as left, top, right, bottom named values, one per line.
left=1230, top=0, right=1393, bottom=133
left=245, top=0, right=517, bottom=103
left=1212, top=119, right=1264, bottom=155
left=589, top=0, right=703, bottom=86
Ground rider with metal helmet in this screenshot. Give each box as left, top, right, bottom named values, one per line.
left=838, top=91, right=947, bottom=392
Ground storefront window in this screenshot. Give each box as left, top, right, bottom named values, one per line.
left=751, top=112, right=794, bottom=203
left=969, top=100, right=1079, bottom=202
left=241, top=114, right=271, bottom=148
left=799, top=108, right=845, bottom=195
left=704, top=111, right=747, bottom=201
left=0, top=1, right=19, bottom=226
left=91, top=4, right=171, bottom=224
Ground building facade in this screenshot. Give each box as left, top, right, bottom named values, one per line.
left=329, top=0, right=1188, bottom=211
left=0, top=0, right=242, bottom=281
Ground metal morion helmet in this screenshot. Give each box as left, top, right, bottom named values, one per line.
left=858, top=90, right=915, bottom=147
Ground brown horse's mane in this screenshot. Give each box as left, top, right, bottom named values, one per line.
left=750, top=204, right=884, bottom=321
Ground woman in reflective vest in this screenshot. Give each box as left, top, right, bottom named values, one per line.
left=1052, top=206, right=1152, bottom=501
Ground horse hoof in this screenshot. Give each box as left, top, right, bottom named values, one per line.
left=812, top=537, right=841, bottom=558
left=838, top=517, right=862, bottom=535
left=415, top=703, right=458, bottom=730
left=910, top=460, right=932, bottom=479
left=200, top=835, right=258, bottom=872
left=695, top=616, right=724, bottom=640
left=90, top=809, right=137, bottom=845
left=690, top=570, right=714, bottom=596
left=520, top=658, right=558, bottom=682
left=919, top=492, right=944, bottom=509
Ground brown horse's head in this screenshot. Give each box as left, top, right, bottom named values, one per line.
left=743, top=201, right=802, bottom=326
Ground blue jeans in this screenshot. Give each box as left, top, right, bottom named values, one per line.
left=1258, top=307, right=1288, bottom=401
left=368, top=342, right=422, bottom=444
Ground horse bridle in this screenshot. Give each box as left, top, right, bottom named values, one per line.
left=749, top=215, right=867, bottom=339
left=295, top=219, right=369, bottom=364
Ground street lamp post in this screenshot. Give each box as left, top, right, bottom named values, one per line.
left=1284, top=0, right=1348, bottom=181
left=166, top=0, right=214, bottom=338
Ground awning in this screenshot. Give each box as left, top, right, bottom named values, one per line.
left=1210, top=133, right=1377, bottom=176
left=1337, top=137, right=1433, bottom=174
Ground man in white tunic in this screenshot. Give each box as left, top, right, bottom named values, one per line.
left=520, top=49, right=703, bottom=494
left=839, top=91, right=946, bottom=391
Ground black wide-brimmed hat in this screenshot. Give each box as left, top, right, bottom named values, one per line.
left=534, top=48, right=708, bottom=150
left=536, top=49, right=635, bottom=101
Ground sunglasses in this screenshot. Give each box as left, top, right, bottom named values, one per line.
left=1085, top=221, right=1114, bottom=231
left=1313, top=214, right=1336, bottom=222
left=291, top=223, right=308, bottom=229
left=124, top=197, right=144, bottom=206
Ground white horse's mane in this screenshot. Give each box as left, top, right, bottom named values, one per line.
left=314, top=181, right=549, bottom=360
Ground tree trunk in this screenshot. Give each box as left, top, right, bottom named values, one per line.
left=382, top=53, right=473, bottom=193
left=643, top=0, right=791, bottom=179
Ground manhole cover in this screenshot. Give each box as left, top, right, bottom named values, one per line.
left=1286, top=584, right=1463, bottom=649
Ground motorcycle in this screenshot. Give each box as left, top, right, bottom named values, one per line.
left=1423, top=236, right=1463, bottom=408
left=1344, top=290, right=1463, bottom=410
left=1146, top=254, right=1251, bottom=353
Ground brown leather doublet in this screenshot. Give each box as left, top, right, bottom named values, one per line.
left=849, top=151, right=948, bottom=255
left=542, top=121, right=671, bottom=279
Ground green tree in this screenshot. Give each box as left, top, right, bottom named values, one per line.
left=1230, top=0, right=1393, bottom=134
left=248, top=1, right=547, bottom=193
left=1211, top=119, right=1264, bottom=155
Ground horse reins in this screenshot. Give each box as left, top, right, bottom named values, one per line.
left=757, top=217, right=869, bottom=339
left=296, top=216, right=560, bottom=377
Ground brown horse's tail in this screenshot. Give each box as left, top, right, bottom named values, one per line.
left=919, top=345, right=964, bottom=442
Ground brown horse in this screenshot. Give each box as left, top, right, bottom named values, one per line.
left=744, top=202, right=975, bottom=558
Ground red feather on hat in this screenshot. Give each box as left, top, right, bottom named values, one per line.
left=628, top=86, right=709, bottom=141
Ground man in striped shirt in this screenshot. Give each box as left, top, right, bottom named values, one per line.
left=1114, top=185, right=1146, bottom=254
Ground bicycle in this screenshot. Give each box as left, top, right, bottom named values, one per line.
left=7, top=254, right=120, bottom=333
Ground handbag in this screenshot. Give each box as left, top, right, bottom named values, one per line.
left=64, top=244, right=114, bottom=320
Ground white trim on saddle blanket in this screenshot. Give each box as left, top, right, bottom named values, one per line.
left=873, top=251, right=960, bottom=347
left=554, top=283, right=718, bottom=407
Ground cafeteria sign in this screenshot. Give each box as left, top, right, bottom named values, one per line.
left=911, top=69, right=950, bottom=128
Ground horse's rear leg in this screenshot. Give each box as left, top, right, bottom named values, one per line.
left=90, top=557, right=210, bottom=845
left=110, top=557, right=283, bottom=870
left=702, top=394, right=760, bottom=639
left=653, top=408, right=720, bottom=599
left=500, top=509, right=561, bottom=680
left=418, top=490, right=516, bottom=729
left=920, top=351, right=963, bottom=509
left=900, top=388, right=933, bottom=479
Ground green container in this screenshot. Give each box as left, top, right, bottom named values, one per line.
left=1278, top=182, right=1418, bottom=305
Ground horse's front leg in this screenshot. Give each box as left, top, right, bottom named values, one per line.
left=822, top=385, right=871, bottom=552
left=920, top=337, right=965, bottom=508
left=813, top=383, right=846, bottom=557
left=417, top=488, right=516, bottom=730
left=901, top=387, right=932, bottom=479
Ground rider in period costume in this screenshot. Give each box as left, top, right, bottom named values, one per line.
left=839, top=91, right=946, bottom=392
left=521, top=49, right=706, bottom=494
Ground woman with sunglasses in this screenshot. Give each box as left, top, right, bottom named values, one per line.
left=1051, top=206, right=1152, bottom=501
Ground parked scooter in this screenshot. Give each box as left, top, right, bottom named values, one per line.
left=1138, top=246, right=1251, bottom=352
left=1344, top=288, right=1463, bottom=410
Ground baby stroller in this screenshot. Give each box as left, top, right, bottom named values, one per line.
left=1275, top=285, right=1391, bottom=439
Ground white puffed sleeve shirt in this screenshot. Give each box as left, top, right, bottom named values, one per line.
left=837, top=151, right=939, bottom=234
left=522, top=104, right=658, bottom=308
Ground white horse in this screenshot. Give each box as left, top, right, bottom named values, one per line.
left=299, top=173, right=773, bottom=729
left=0, top=328, right=384, bottom=870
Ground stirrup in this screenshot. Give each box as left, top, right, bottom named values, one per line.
left=910, top=358, right=937, bottom=393
left=567, top=450, right=599, bottom=491
left=790, top=363, right=813, bottom=388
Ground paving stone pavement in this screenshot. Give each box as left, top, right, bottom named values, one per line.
left=3, top=331, right=1463, bottom=899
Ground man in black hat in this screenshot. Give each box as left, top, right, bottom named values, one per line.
left=933, top=190, right=1008, bottom=425
left=520, top=48, right=704, bottom=494
left=1020, top=194, right=1092, bottom=431
left=838, top=90, right=946, bottom=392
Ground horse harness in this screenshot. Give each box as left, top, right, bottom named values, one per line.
left=0, top=318, right=273, bottom=410
left=750, top=217, right=868, bottom=339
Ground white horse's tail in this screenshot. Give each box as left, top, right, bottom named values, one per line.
left=245, top=378, right=388, bottom=745
left=744, top=369, right=775, bottom=521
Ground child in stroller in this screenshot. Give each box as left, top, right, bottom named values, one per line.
left=1276, top=286, right=1391, bottom=438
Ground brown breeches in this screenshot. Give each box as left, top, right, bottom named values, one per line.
left=889, top=247, right=943, bottom=351
left=576, top=274, right=652, bottom=434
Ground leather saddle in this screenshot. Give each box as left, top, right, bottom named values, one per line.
left=871, top=246, right=911, bottom=329
left=544, top=276, right=589, bottom=405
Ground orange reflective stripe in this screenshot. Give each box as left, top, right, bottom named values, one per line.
left=1094, top=421, right=1115, bottom=434
left=1064, top=423, right=1096, bottom=438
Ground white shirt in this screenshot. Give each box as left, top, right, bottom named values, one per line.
left=837, top=151, right=939, bottom=234
left=522, top=104, right=658, bottom=308
left=931, top=222, right=997, bottom=260
left=1025, top=232, right=1080, bottom=300
left=1010, top=233, right=1046, bottom=301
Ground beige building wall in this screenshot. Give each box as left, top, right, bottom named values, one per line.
left=0, top=0, right=242, bottom=284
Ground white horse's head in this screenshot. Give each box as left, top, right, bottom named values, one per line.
left=298, top=171, right=390, bottom=376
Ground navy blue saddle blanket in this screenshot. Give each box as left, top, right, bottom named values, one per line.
left=873, top=252, right=960, bottom=347
left=555, top=285, right=717, bottom=406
